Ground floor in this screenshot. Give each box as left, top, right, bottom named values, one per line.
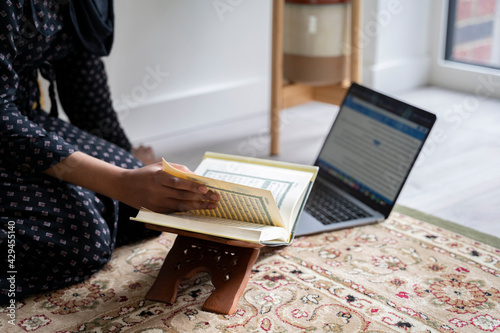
left=150, top=86, right=500, bottom=239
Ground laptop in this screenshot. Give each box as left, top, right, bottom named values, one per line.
left=294, top=83, right=436, bottom=236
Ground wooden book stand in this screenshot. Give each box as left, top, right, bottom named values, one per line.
left=144, top=224, right=263, bottom=315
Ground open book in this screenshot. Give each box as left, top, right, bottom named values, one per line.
left=131, top=152, right=318, bottom=245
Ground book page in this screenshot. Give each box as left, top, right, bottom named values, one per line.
left=195, top=156, right=315, bottom=231
left=163, top=160, right=286, bottom=228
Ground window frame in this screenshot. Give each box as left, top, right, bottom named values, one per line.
left=444, top=0, right=500, bottom=70
left=428, top=0, right=500, bottom=98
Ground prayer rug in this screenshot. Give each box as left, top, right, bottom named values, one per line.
left=2, top=208, right=499, bottom=332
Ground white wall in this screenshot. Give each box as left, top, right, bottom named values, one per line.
left=104, top=0, right=272, bottom=144
left=103, top=0, right=438, bottom=147
left=361, top=0, right=432, bottom=94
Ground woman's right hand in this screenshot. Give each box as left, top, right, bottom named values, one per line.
left=119, top=162, right=220, bottom=214
left=44, top=152, right=219, bottom=214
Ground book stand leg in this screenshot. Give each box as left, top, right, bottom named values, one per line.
left=145, top=234, right=261, bottom=315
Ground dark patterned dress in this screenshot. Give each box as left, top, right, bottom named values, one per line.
left=0, top=1, right=158, bottom=303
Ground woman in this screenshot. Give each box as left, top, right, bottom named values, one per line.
left=0, top=1, right=219, bottom=303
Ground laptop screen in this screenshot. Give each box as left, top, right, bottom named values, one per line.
left=315, top=83, right=436, bottom=217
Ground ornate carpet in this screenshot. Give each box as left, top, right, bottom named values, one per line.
left=2, top=209, right=500, bottom=332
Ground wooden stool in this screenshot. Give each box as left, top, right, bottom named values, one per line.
left=144, top=225, right=263, bottom=315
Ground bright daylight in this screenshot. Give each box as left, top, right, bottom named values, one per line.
left=1, top=1, right=499, bottom=332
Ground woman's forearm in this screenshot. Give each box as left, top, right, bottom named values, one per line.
left=43, top=151, right=219, bottom=213
left=43, top=151, right=128, bottom=202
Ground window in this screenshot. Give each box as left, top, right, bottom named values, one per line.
left=445, top=0, right=500, bottom=69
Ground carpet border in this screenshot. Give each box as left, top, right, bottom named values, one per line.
left=394, top=205, right=500, bottom=249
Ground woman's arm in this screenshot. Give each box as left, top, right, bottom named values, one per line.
left=0, top=5, right=78, bottom=175
left=43, top=151, right=219, bottom=214
left=53, top=49, right=133, bottom=151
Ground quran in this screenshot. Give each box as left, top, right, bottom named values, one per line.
left=132, top=152, right=318, bottom=245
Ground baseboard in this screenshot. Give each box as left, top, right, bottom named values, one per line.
left=119, top=78, right=271, bottom=144
left=364, top=56, right=431, bottom=93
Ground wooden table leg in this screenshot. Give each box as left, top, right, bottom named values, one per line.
left=271, top=0, right=284, bottom=156
left=145, top=235, right=261, bottom=315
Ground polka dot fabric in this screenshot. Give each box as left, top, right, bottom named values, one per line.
left=0, top=1, right=156, bottom=302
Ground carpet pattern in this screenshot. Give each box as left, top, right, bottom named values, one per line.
left=2, top=211, right=500, bottom=332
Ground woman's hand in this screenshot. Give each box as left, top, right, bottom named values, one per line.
left=44, top=152, right=219, bottom=214
left=119, top=162, right=219, bottom=213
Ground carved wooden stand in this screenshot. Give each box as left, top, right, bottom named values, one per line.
left=144, top=224, right=263, bottom=315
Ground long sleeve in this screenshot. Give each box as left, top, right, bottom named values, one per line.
left=0, top=2, right=76, bottom=174
left=53, top=49, right=132, bottom=152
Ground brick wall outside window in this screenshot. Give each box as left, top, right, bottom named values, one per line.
left=450, top=0, right=500, bottom=67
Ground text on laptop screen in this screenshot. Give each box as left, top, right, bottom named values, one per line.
left=317, top=94, right=430, bottom=208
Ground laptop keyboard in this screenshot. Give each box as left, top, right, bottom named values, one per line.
left=305, top=181, right=370, bottom=225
